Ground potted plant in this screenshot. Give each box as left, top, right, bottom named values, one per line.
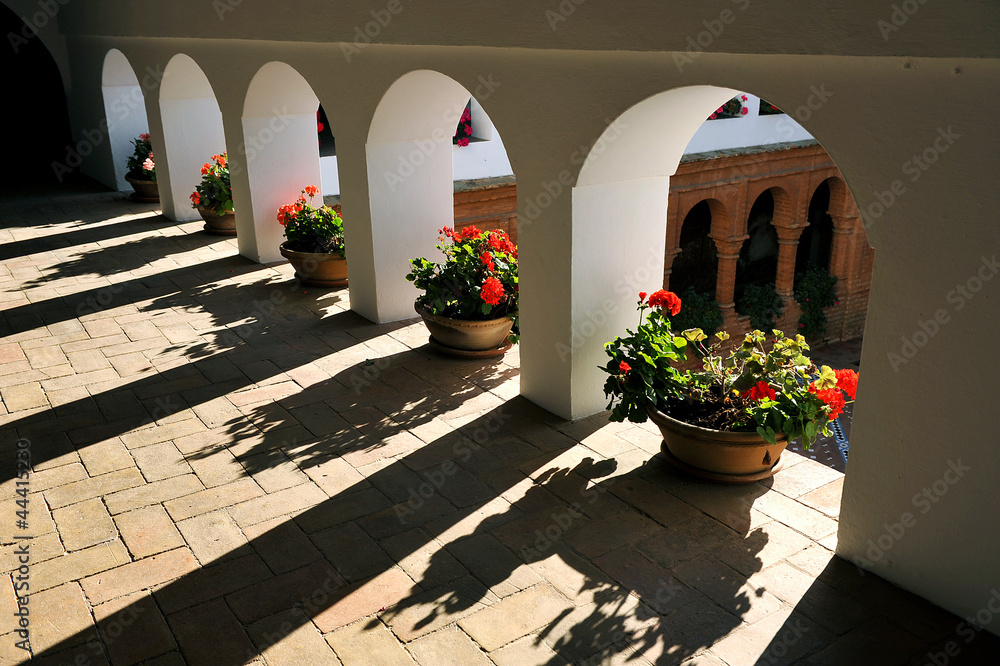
left=406, top=225, right=518, bottom=357
left=124, top=133, right=158, bottom=202
left=602, top=290, right=858, bottom=483
left=190, top=152, right=235, bottom=235
left=277, top=185, right=347, bottom=287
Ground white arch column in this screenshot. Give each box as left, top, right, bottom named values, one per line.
left=101, top=49, right=148, bottom=191
left=361, top=70, right=479, bottom=323
left=525, top=85, right=737, bottom=420
left=158, top=54, right=226, bottom=222
left=240, top=62, right=323, bottom=264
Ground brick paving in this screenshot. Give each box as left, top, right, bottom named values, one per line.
left=2, top=186, right=999, bottom=665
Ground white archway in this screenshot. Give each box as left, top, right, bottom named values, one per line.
left=561, top=85, right=739, bottom=418
left=158, top=54, right=226, bottom=221
left=101, top=49, right=148, bottom=191
left=361, top=69, right=511, bottom=323
left=241, top=62, right=322, bottom=263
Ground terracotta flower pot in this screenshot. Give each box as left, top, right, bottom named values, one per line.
left=646, top=404, right=789, bottom=483
left=415, top=303, right=514, bottom=356
left=125, top=173, right=159, bottom=203
left=197, top=206, right=237, bottom=236
left=279, top=242, right=347, bottom=287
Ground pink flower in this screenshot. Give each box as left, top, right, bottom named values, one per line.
left=139, top=133, right=150, bottom=141
left=740, top=107, right=749, bottom=115
left=741, top=95, right=747, bottom=101
left=457, top=137, right=470, bottom=147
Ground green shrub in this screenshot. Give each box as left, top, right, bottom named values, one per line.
left=671, top=287, right=724, bottom=336
left=794, top=266, right=838, bottom=338
left=736, top=284, right=783, bottom=331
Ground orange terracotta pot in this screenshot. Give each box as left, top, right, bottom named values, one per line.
left=646, top=404, right=788, bottom=483
left=279, top=242, right=348, bottom=287
left=197, top=206, right=237, bottom=236
left=415, top=303, right=513, bottom=352
left=125, top=173, right=158, bottom=203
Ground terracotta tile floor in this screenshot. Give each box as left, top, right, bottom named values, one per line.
left=1, top=186, right=997, bottom=665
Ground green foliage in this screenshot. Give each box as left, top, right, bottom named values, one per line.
left=670, top=287, right=723, bottom=336
left=602, top=294, right=859, bottom=449
left=278, top=188, right=345, bottom=256
left=406, top=226, right=518, bottom=326
left=737, top=283, right=783, bottom=330
left=191, top=153, right=233, bottom=216
left=794, top=266, right=839, bottom=339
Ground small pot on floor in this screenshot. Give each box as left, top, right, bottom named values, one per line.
left=197, top=206, right=237, bottom=236
left=125, top=173, right=159, bottom=203
left=279, top=242, right=348, bottom=287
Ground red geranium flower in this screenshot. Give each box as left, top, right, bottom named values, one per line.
left=190, top=191, right=200, bottom=205
left=481, top=251, right=495, bottom=272
left=304, top=185, right=320, bottom=197
left=317, top=122, right=324, bottom=133
left=480, top=277, right=505, bottom=306
left=618, top=361, right=631, bottom=374
left=457, top=137, right=470, bottom=147
left=461, top=225, right=482, bottom=240
left=809, top=384, right=847, bottom=420
left=638, top=292, right=647, bottom=302
left=835, top=369, right=859, bottom=400
left=201, top=163, right=210, bottom=176
left=647, top=290, right=681, bottom=316
left=743, top=380, right=776, bottom=401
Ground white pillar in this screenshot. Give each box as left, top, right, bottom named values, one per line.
left=241, top=112, right=322, bottom=264
left=364, top=136, right=454, bottom=322
left=566, top=177, right=670, bottom=418
left=102, top=82, right=149, bottom=191
left=159, top=97, right=226, bottom=222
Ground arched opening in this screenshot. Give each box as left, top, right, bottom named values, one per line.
left=158, top=54, right=226, bottom=222
left=241, top=62, right=324, bottom=263
left=796, top=180, right=834, bottom=275
left=363, top=69, right=514, bottom=323
left=101, top=49, right=149, bottom=192
left=734, top=189, right=779, bottom=306
left=0, top=2, right=71, bottom=192
left=669, top=200, right=718, bottom=296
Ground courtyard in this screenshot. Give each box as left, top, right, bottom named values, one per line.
left=2, top=185, right=997, bottom=664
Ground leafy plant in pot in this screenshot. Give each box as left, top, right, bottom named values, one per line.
left=406, top=225, right=518, bottom=357
left=124, top=133, right=158, bottom=202
left=277, top=186, right=347, bottom=287
left=190, top=152, right=235, bottom=236
left=602, top=290, right=858, bottom=482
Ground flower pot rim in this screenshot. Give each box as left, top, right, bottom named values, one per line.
left=125, top=171, right=154, bottom=183
left=414, top=301, right=515, bottom=327
left=279, top=241, right=345, bottom=260
left=645, top=402, right=788, bottom=445
left=197, top=205, right=235, bottom=217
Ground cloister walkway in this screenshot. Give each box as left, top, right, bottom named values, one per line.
left=1, top=185, right=996, bottom=665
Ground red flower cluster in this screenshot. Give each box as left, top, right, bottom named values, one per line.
left=190, top=191, right=200, bottom=205
left=743, top=380, right=776, bottom=402
left=487, top=230, right=516, bottom=258
left=200, top=163, right=211, bottom=176
left=835, top=369, right=858, bottom=400
left=809, top=385, right=847, bottom=420
left=480, top=277, right=505, bottom=306
left=618, top=361, right=631, bottom=375
left=638, top=292, right=647, bottom=302
left=304, top=185, right=320, bottom=197
left=276, top=197, right=306, bottom=226
left=211, top=153, right=227, bottom=168
left=139, top=132, right=150, bottom=141
left=316, top=110, right=324, bottom=134
left=481, top=251, right=495, bottom=272
left=461, top=225, right=481, bottom=240
left=647, top=290, right=681, bottom=316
